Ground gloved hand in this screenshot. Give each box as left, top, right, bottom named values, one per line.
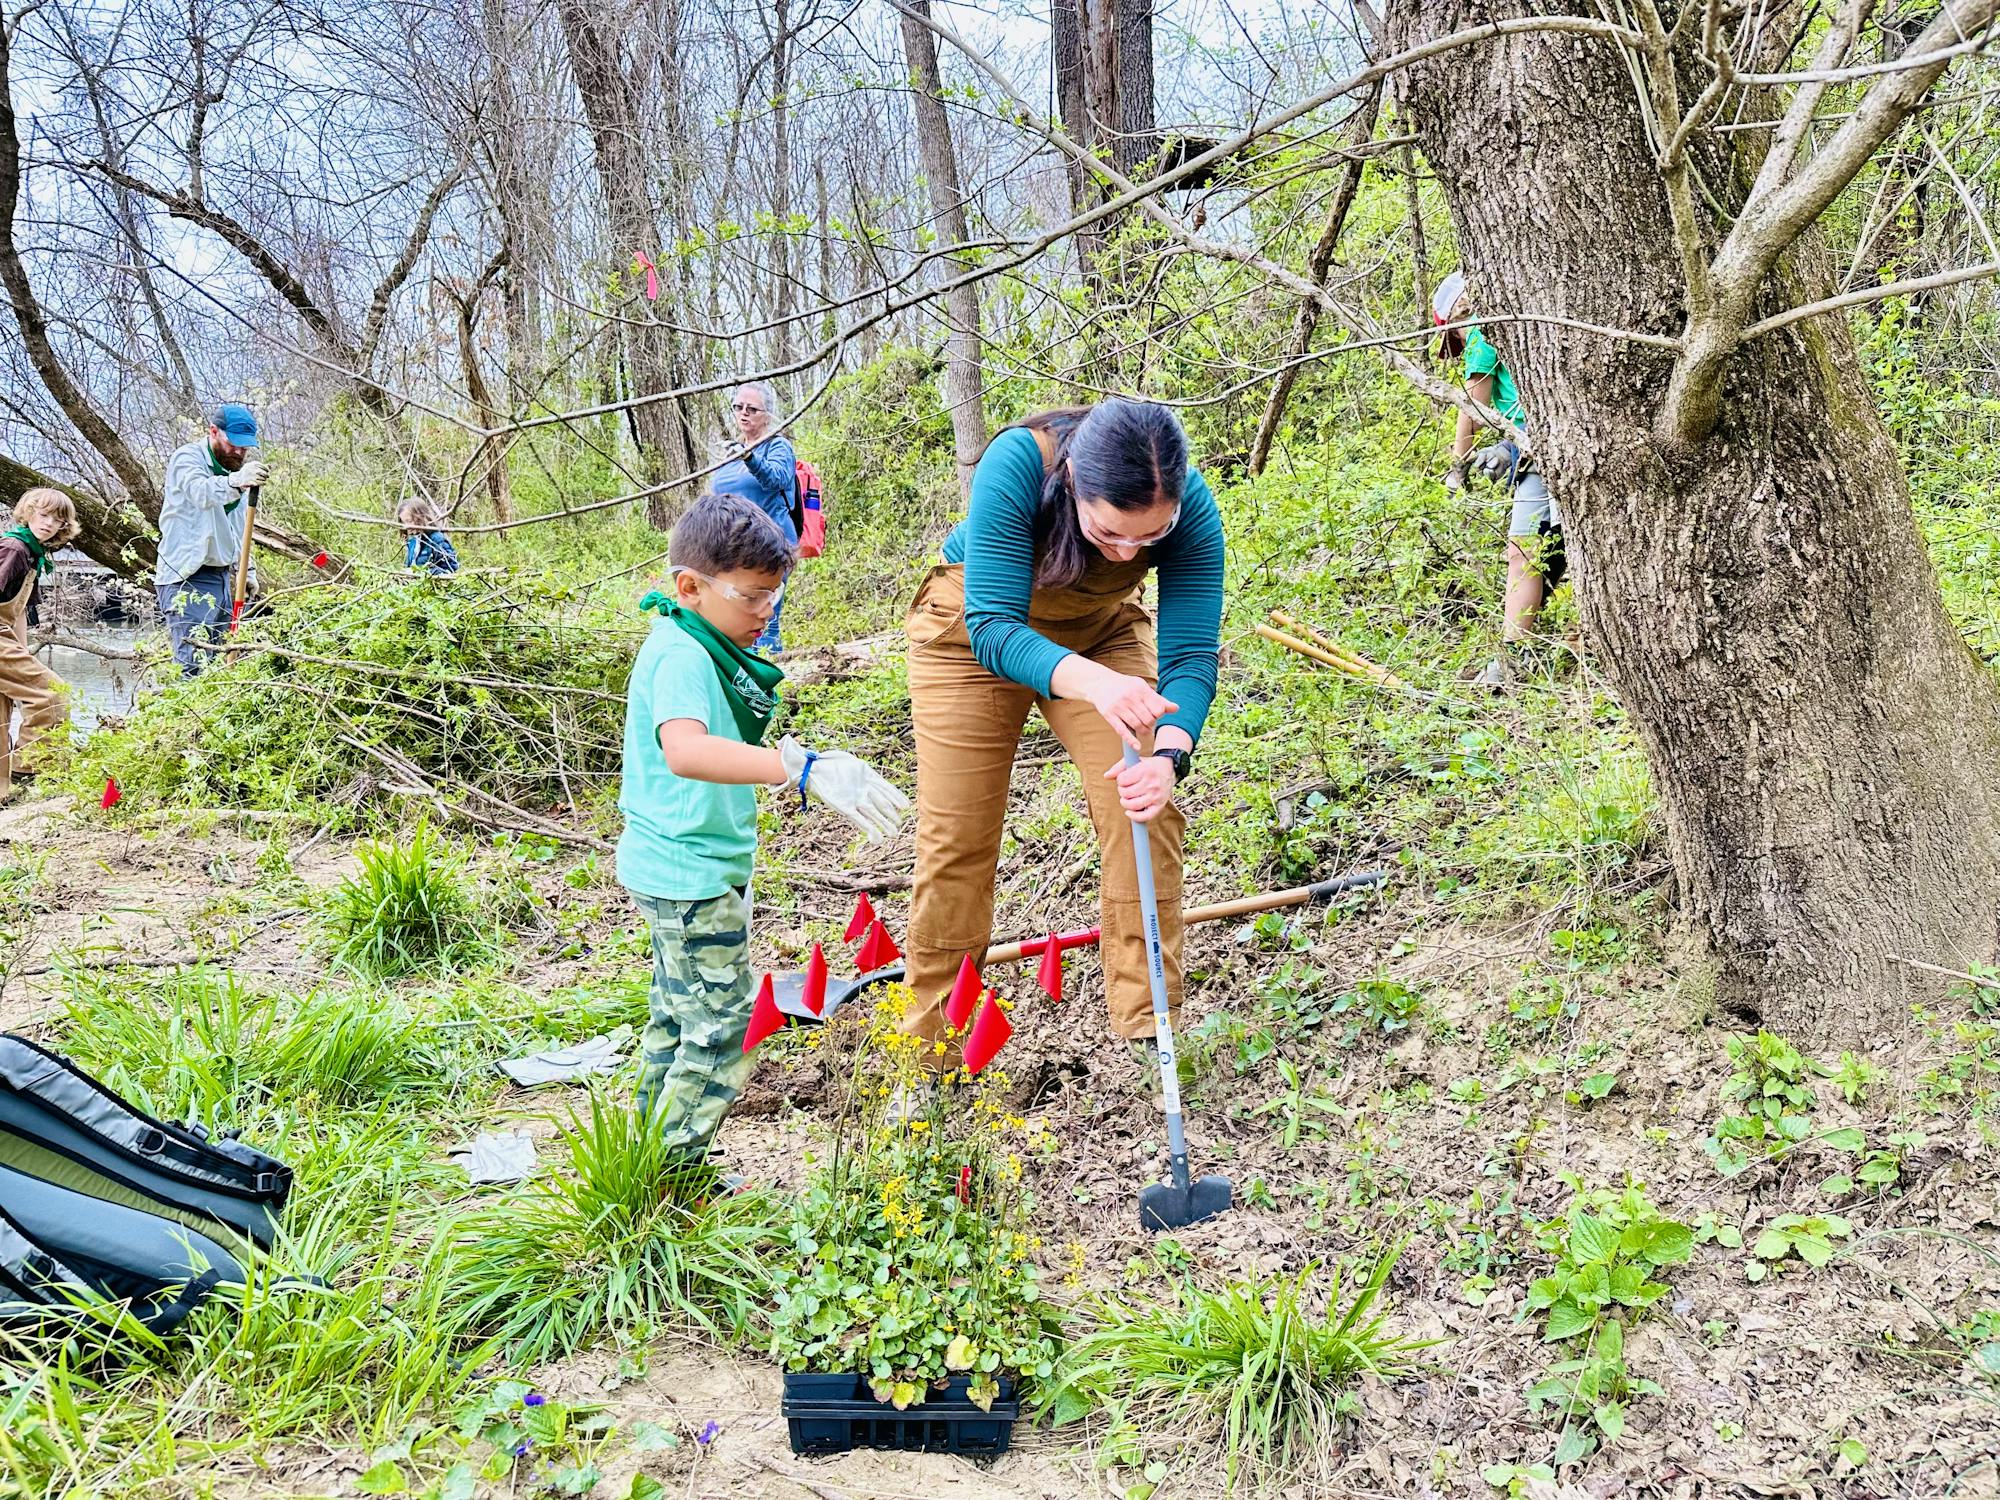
left=778, top=735, right=909, bottom=843
left=1470, top=444, right=1518, bottom=483
left=226, top=461, right=270, bottom=491
left=1442, top=463, right=1467, bottom=493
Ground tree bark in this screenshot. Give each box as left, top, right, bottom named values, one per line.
left=770, top=0, right=795, bottom=371
left=1390, top=0, right=2000, bottom=1041
left=1113, top=0, right=1156, bottom=175
left=554, top=0, right=697, bottom=522
left=897, top=0, right=988, bottom=495
left=1052, top=0, right=1103, bottom=276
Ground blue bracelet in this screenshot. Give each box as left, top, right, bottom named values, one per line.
left=797, top=750, right=818, bottom=811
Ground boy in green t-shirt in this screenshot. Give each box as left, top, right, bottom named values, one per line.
left=617, top=494, right=907, bottom=1172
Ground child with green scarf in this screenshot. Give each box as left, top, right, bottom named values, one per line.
left=0, top=489, right=80, bottom=801
left=617, top=493, right=907, bottom=1176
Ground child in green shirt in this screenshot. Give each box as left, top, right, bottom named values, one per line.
left=617, top=494, right=907, bottom=1171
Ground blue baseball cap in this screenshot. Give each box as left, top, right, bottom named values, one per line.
left=211, top=404, right=260, bottom=447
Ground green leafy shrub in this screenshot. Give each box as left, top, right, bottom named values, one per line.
left=325, top=823, right=487, bottom=980
left=1526, top=1186, right=1692, bottom=1342
left=1521, top=1184, right=1691, bottom=1462
left=1747, top=1212, right=1853, bottom=1279
left=1042, top=1250, right=1432, bottom=1490
left=65, top=573, right=632, bottom=817
left=443, top=1091, right=779, bottom=1365
left=1705, top=1030, right=1827, bottom=1175
left=767, top=987, right=1059, bottom=1411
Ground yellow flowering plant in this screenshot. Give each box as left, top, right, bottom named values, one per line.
left=767, top=985, right=1061, bottom=1411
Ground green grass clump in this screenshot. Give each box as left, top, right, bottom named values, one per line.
left=326, top=823, right=488, bottom=980
left=1043, top=1252, right=1434, bottom=1489
left=441, top=1090, right=780, bottom=1365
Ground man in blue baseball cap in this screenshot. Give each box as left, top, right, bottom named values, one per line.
left=156, top=404, right=269, bottom=676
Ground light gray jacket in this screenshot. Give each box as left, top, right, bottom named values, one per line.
left=156, top=440, right=245, bottom=586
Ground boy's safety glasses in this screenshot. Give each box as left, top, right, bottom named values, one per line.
left=671, top=566, right=784, bottom=610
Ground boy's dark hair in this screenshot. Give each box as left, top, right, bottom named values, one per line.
left=670, top=492, right=795, bottom=577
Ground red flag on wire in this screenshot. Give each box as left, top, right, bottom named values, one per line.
left=311, top=551, right=330, bottom=569
left=963, top=992, right=1013, bottom=1075
left=99, top=776, right=122, bottom=810
left=1036, top=933, right=1064, bottom=1001
left=801, top=942, right=829, bottom=1016
left=957, top=1165, right=972, bottom=1205
left=843, top=892, right=877, bottom=945
left=944, top=954, right=983, bottom=1029
left=856, top=919, right=901, bottom=972
left=742, top=974, right=786, bottom=1052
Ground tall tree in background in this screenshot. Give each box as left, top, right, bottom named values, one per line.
left=1113, top=0, right=1156, bottom=174
left=555, top=0, right=698, bottom=523
left=897, top=0, right=987, bottom=494
left=1390, top=0, right=2000, bottom=1041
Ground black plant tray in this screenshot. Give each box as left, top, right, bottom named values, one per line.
left=781, top=1371, right=1019, bottom=1457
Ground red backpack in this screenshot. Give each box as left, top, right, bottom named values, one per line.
left=792, top=458, right=825, bottom=559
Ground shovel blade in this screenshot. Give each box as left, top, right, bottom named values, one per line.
left=1139, top=1174, right=1232, bottom=1232
left=771, top=963, right=906, bottom=1022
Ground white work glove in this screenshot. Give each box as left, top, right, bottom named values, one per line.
left=226, top=460, right=270, bottom=490
left=778, top=735, right=909, bottom=843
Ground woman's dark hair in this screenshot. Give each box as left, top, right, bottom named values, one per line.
left=670, top=492, right=795, bottom=577
left=1003, top=399, right=1188, bottom=589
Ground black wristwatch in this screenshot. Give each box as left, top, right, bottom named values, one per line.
left=1152, top=748, right=1192, bottom=783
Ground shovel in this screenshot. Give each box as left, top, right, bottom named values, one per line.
left=768, top=866, right=1387, bottom=1021
left=229, top=484, right=260, bottom=629
left=1121, top=745, right=1232, bottom=1232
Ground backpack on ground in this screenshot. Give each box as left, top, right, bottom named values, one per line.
left=0, top=1032, right=293, bottom=1333
left=792, top=458, right=826, bottom=559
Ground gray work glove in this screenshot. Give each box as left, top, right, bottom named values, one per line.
left=778, top=735, right=909, bottom=843
left=1442, top=463, right=1467, bottom=493
left=226, top=460, right=270, bottom=490
left=1470, top=443, right=1519, bottom=483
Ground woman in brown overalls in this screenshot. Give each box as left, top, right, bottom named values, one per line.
left=0, top=489, right=79, bottom=800
left=902, top=401, right=1225, bottom=1079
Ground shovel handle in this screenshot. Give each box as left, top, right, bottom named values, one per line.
left=230, top=486, right=260, bottom=624
left=980, top=871, right=1387, bottom=965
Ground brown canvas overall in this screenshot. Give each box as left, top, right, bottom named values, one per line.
left=0, top=572, right=66, bottom=798
left=902, top=454, right=1187, bottom=1055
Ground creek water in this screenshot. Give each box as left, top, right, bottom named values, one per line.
left=40, top=625, right=150, bottom=735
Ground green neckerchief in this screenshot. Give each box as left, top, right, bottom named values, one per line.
left=4, top=525, right=51, bottom=577
left=638, top=591, right=785, bottom=744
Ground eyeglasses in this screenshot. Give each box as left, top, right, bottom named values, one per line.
left=730, top=402, right=765, bottom=416
left=1077, top=500, right=1181, bottom=550
left=671, top=567, right=783, bottom=610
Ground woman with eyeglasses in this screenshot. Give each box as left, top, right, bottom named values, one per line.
left=713, top=379, right=797, bottom=651
left=901, top=399, right=1223, bottom=1087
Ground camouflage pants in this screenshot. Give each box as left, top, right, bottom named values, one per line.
left=631, top=886, right=756, bottom=1161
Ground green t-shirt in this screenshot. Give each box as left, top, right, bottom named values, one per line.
left=1462, top=326, right=1526, bottom=428
left=615, top=619, right=762, bottom=900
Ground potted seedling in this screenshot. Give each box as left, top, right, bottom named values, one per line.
left=766, top=984, right=1060, bottom=1457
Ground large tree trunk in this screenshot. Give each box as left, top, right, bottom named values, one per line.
left=1113, top=0, right=1155, bottom=175
left=1391, top=0, right=2000, bottom=1042
left=555, top=0, right=697, bottom=521
left=897, top=0, right=988, bottom=496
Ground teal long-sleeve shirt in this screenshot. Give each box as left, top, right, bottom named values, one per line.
left=940, top=426, right=1225, bottom=745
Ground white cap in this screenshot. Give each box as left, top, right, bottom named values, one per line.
left=1432, top=269, right=1466, bottom=325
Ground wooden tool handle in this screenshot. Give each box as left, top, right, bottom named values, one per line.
left=981, top=872, right=1387, bottom=964
left=231, top=486, right=260, bottom=610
